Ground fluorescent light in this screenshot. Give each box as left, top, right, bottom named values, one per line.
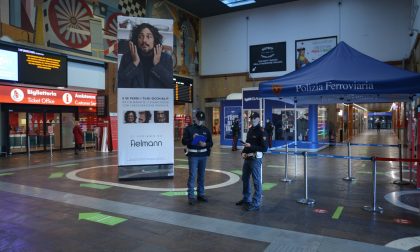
left=220, top=0, right=256, bottom=7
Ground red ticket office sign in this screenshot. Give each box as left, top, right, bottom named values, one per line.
left=0, top=85, right=97, bottom=107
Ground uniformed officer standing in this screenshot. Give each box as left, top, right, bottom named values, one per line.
left=236, top=112, right=267, bottom=211
left=231, top=118, right=240, bottom=151
left=182, top=111, right=213, bottom=205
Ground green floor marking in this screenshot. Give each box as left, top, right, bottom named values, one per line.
left=231, top=170, right=242, bottom=176
left=49, top=172, right=64, bottom=179
left=357, top=171, right=387, bottom=175
left=212, top=152, right=229, bottom=155
left=161, top=191, right=196, bottom=197
left=332, top=206, right=344, bottom=220
left=262, top=183, right=277, bottom=191
left=55, top=163, right=78, bottom=168
left=0, top=173, right=14, bottom=176
left=174, top=165, right=189, bottom=169
left=175, top=159, right=188, bottom=162
left=79, top=212, right=127, bottom=226
left=267, top=165, right=284, bottom=168
left=80, top=183, right=112, bottom=190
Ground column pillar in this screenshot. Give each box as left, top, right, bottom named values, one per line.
left=308, top=105, right=318, bottom=146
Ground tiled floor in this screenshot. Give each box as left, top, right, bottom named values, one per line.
left=0, top=129, right=418, bottom=251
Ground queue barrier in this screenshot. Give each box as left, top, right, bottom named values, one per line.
left=269, top=149, right=418, bottom=214
left=283, top=141, right=404, bottom=184
left=270, top=150, right=372, bottom=207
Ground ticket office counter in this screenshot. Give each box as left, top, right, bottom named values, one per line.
left=2, top=104, right=78, bottom=154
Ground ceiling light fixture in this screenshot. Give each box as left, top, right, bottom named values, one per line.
left=220, top=0, right=256, bottom=8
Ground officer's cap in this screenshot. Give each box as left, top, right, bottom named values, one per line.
left=250, top=112, right=260, bottom=119
left=196, top=111, right=205, bottom=121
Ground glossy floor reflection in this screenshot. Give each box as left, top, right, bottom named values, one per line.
left=0, top=129, right=418, bottom=252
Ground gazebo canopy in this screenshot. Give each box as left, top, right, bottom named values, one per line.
left=259, top=42, right=420, bottom=104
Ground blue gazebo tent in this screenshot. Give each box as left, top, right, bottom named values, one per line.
left=259, top=42, right=420, bottom=104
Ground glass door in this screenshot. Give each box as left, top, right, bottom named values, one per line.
left=28, top=112, right=44, bottom=151
left=9, top=112, right=27, bottom=153
left=62, top=113, right=75, bottom=149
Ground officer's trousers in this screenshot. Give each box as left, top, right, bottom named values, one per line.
left=187, top=156, right=207, bottom=199
left=241, top=158, right=263, bottom=207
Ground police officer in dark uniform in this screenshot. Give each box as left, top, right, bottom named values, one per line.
left=265, top=119, right=274, bottom=149
left=182, top=111, right=213, bottom=205
left=231, top=118, right=240, bottom=151
left=236, top=112, right=267, bottom=211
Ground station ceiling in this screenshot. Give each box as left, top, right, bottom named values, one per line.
left=166, top=0, right=297, bottom=18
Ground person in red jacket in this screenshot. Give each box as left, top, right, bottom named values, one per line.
left=73, top=121, right=84, bottom=154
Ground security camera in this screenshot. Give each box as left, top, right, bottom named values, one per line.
left=410, top=31, right=414, bottom=37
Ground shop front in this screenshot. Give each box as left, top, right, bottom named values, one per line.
left=0, top=85, right=97, bottom=154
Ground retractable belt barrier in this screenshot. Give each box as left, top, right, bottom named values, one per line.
left=281, top=141, right=403, bottom=183
left=269, top=148, right=418, bottom=214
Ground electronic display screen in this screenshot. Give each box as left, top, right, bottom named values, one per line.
left=0, top=48, right=18, bottom=82
left=173, top=75, right=193, bottom=103
left=18, top=48, right=67, bottom=87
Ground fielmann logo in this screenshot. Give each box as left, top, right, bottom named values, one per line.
left=130, top=139, right=163, bottom=147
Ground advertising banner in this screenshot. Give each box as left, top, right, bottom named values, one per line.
left=249, top=42, right=286, bottom=73
left=117, top=16, right=174, bottom=179
left=295, top=36, right=337, bottom=70
left=224, top=106, right=241, bottom=140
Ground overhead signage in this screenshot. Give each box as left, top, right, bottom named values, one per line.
left=18, top=48, right=67, bottom=87
left=173, top=75, right=193, bottom=103
left=249, top=42, right=286, bottom=73
left=0, top=85, right=96, bottom=107
left=242, top=89, right=261, bottom=109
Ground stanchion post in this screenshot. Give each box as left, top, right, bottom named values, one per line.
left=27, top=136, right=30, bottom=157
left=297, top=152, right=315, bottom=205
left=363, top=157, right=383, bottom=213
left=393, top=143, right=410, bottom=185
left=50, top=134, right=53, bottom=158
left=84, top=132, right=87, bottom=152
left=281, top=143, right=292, bottom=183
left=343, top=142, right=355, bottom=181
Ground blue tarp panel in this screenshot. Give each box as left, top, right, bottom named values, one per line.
left=259, top=42, right=420, bottom=102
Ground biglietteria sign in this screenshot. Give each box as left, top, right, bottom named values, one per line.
left=0, top=85, right=96, bottom=106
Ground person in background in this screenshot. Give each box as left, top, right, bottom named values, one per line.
left=182, top=111, right=213, bottom=205
left=265, top=119, right=274, bottom=149
left=231, top=118, right=240, bottom=151
left=236, top=112, right=267, bottom=211
left=375, top=118, right=381, bottom=133
left=73, top=121, right=84, bottom=155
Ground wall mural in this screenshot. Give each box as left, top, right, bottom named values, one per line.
left=43, top=0, right=94, bottom=52
left=150, top=0, right=199, bottom=76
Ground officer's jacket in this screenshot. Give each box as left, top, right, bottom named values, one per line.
left=182, top=124, right=213, bottom=157
left=242, top=124, right=268, bottom=154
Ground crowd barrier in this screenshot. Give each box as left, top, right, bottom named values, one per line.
left=270, top=142, right=418, bottom=214
left=281, top=141, right=406, bottom=185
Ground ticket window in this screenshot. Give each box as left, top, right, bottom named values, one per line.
left=28, top=112, right=44, bottom=151
left=9, top=112, right=27, bottom=153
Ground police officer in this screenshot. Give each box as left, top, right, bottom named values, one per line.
left=236, top=112, right=267, bottom=211
left=182, top=111, right=213, bottom=205
left=265, top=119, right=274, bottom=149
left=231, top=118, right=240, bottom=151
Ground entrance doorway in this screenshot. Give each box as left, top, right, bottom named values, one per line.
left=6, top=105, right=77, bottom=154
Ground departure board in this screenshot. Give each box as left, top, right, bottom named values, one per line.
left=18, top=48, right=67, bottom=87
left=173, top=75, right=193, bottom=103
